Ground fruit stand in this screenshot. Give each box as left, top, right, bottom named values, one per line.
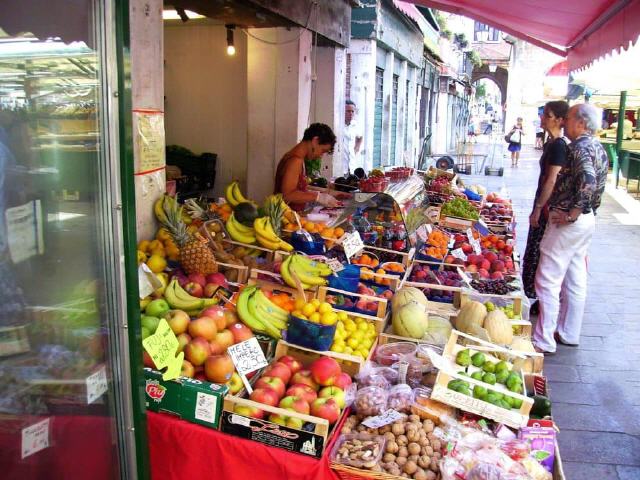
left=137, top=170, right=563, bottom=480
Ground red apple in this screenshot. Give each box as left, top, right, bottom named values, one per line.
left=224, top=310, right=239, bottom=327
left=461, top=243, right=473, bottom=254
left=188, top=316, right=218, bottom=341
left=184, top=282, right=204, bottom=298
left=176, top=332, right=191, bottom=353
left=309, top=357, right=341, bottom=387
left=310, top=397, right=341, bottom=424
left=277, top=355, right=303, bottom=375
left=291, top=369, right=319, bottom=391
left=188, top=273, right=207, bottom=287
left=215, top=329, right=234, bottom=351
left=143, top=350, right=156, bottom=368
left=201, top=305, right=226, bottom=331
left=227, top=372, right=243, bottom=394
left=165, top=309, right=190, bottom=335
left=181, top=360, right=195, bottom=378
left=204, top=353, right=234, bottom=383
left=254, top=376, right=286, bottom=398
left=264, top=362, right=292, bottom=385
left=184, top=337, right=211, bottom=366
left=203, top=283, right=219, bottom=298
left=319, top=386, right=346, bottom=409
left=234, top=404, right=264, bottom=419
left=229, top=322, right=253, bottom=343
left=414, top=270, right=427, bottom=280
left=490, top=271, right=504, bottom=280
left=333, top=372, right=353, bottom=391
left=208, top=340, right=225, bottom=355
left=285, top=383, right=318, bottom=404
left=250, top=387, right=280, bottom=407
left=279, top=396, right=310, bottom=414
left=206, top=272, right=229, bottom=288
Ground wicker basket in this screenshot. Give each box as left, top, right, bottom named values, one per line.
left=331, top=462, right=409, bottom=480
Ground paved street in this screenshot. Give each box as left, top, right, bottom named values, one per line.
left=457, top=137, right=640, bottom=479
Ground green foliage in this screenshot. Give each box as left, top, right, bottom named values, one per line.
left=467, top=50, right=482, bottom=67
left=454, top=33, right=468, bottom=50
left=475, top=83, right=487, bottom=99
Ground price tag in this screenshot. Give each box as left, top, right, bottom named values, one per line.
left=326, top=257, right=345, bottom=274
left=194, top=392, right=218, bottom=423
left=142, top=319, right=183, bottom=381
left=457, top=267, right=473, bottom=286
left=86, top=365, right=108, bottom=404
left=227, top=337, right=268, bottom=394
left=473, top=220, right=490, bottom=236
left=340, top=231, right=365, bottom=260
left=416, top=225, right=428, bottom=242
left=362, top=409, right=405, bottom=428
left=451, top=248, right=467, bottom=261
left=466, top=228, right=474, bottom=243
left=425, top=224, right=433, bottom=234
left=21, top=418, right=50, bottom=459
left=448, top=237, right=455, bottom=249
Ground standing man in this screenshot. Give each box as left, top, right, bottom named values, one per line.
left=533, top=103, right=608, bottom=354
left=342, top=100, right=363, bottom=175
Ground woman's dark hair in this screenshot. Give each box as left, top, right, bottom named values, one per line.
left=545, top=100, right=569, bottom=119
left=302, top=123, right=336, bottom=149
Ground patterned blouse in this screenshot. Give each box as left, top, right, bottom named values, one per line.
left=548, top=134, right=608, bottom=214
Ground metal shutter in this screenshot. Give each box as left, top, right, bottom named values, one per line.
left=373, top=67, right=384, bottom=167
left=391, top=74, right=399, bottom=165
left=404, top=80, right=410, bottom=150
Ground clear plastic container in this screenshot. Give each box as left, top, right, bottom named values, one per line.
left=355, top=373, right=390, bottom=390
left=375, top=342, right=417, bottom=366
left=392, top=357, right=424, bottom=388
left=354, top=386, right=388, bottom=417
left=410, top=386, right=453, bottom=423
left=387, top=384, right=413, bottom=413
left=415, top=343, right=444, bottom=373
left=330, top=433, right=386, bottom=469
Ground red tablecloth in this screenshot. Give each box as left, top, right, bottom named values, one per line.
left=148, top=411, right=339, bottom=480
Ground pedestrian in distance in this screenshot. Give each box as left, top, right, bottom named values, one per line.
left=506, top=117, right=525, bottom=167
left=521, top=101, right=570, bottom=310
left=532, top=103, right=609, bottom=354
left=534, top=116, right=544, bottom=150
left=342, top=100, right=363, bottom=176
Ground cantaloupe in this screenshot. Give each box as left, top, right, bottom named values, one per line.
left=455, top=301, right=487, bottom=333
left=392, top=301, right=429, bottom=339
left=423, top=315, right=453, bottom=345
left=392, top=287, right=428, bottom=311
left=484, top=309, right=513, bottom=345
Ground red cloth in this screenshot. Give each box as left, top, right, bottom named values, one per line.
left=0, top=415, right=119, bottom=480
left=147, top=412, right=339, bottom=480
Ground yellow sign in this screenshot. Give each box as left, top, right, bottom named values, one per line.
left=142, top=319, right=183, bottom=380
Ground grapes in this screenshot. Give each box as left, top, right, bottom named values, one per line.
left=441, top=198, right=480, bottom=220
left=470, top=279, right=519, bottom=294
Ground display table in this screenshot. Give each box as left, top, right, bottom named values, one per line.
left=147, top=411, right=339, bottom=480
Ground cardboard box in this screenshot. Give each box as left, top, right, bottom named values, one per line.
left=144, top=368, right=229, bottom=429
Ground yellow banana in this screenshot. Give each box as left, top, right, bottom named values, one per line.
left=236, top=286, right=268, bottom=334
left=154, top=197, right=168, bottom=224
left=164, top=281, right=204, bottom=311
left=278, top=240, right=294, bottom=252
left=232, top=182, right=249, bottom=204
left=289, top=255, right=327, bottom=286
left=280, top=256, right=312, bottom=290
left=225, top=182, right=239, bottom=207
left=255, top=217, right=280, bottom=242
left=229, top=213, right=255, bottom=235
left=253, top=288, right=289, bottom=319
left=226, top=217, right=256, bottom=244
left=247, top=294, right=282, bottom=338
left=256, top=233, right=281, bottom=250
left=294, top=254, right=332, bottom=276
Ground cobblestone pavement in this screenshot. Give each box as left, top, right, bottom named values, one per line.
left=455, top=137, right=640, bottom=479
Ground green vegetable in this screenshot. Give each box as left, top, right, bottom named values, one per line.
left=531, top=395, right=552, bottom=417
left=471, top=352, right=486, bottom=367
left=441, top=198, right=480, bottom=220
left=482, top=361, right=496, bottom=373
left=482, top=372, right=496, bottom=385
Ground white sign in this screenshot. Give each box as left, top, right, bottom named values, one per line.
left=138, top=263, right=162, bottom=299
left=326, top=258, right=345, bottom=274
left=21, top=418, right=50, bottom=459
left=448, top=237, right=455, bottom=249
left=416, top=225, right=428, bottom=242
left=194, top=391, right=218, bottom=423
left=355, top=193, right=375, bottom=203
left=5, top=200, right=44, bottom=264
left=451, top=248, right=467, bottom=261
left=228, top=337, right=268, bottom=376
left=362, top=409, right=405, bottom=428
left=457, top=267, right=473, bottom=286
left=86, top=365, right=108, bottom=404
left=466, top=228, right=482, bottom=254
left=340, top=231, right=365, bottom=260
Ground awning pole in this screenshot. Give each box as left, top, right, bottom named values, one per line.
left=615, top=90, right=627, bottom=187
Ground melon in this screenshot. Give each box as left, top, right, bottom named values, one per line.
left=455, top=301, right=487, bottom=333
left=392, top=301, right=429, bottom=339
left=484, top=309, right=513, bottom=345
left=392, top=287, right=428, bottom=311
left=423, top=315, right=453, bottom=345
left=511, top=336, right=537, bottom=373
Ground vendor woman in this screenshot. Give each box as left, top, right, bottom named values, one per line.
left=274, top=123, right=348, bottom=211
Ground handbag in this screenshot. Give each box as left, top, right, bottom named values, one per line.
left=504, top=132, right=513, bottom=143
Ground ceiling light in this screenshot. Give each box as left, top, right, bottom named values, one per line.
left=162, top=9, right=204, bottom=21
left=226, top=25, right=236, bottom=56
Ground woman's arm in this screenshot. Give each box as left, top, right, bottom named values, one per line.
left=529, top=165, right=562, bottom=227
left=280, top=157, right=318, bottom=205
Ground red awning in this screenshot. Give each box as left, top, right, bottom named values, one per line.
left=405, top=0, right=640, bottom=71
left=546, top=60, right=568, bottom=77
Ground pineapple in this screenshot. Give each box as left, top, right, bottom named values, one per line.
left=184, top=197, right=216, bottom=222
left=161, top=195, right=218, bottom=275
left=263, top=194, right=285, bottom=236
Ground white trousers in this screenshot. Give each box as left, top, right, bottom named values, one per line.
left=533, top=212, right=595, bottom=352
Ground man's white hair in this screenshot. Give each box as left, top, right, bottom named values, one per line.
left=573, top=103, right=601, bottom=134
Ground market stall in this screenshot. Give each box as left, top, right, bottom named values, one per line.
left=137, top=169, right=562, bottom=480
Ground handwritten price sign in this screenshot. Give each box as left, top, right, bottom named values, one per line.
left=22, top=418, right=50, bottom=459
left=340, top=231, right=365, bottom=260
left=326, top=257, right=345, bottom=274
left=227, top=337, right=268, bottom=394
left=142, top=319, right=183, bottom=381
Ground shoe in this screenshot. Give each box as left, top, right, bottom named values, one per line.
left=533, top=345, right=555, bottom=355
left=554, top=332, right=578, bottom=347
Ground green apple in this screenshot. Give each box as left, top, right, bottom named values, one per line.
left=141, top=315, right=160, bottom=334
left=145, top=299, right=170, bottom=318
left=141, top=326, right=151, bottom=339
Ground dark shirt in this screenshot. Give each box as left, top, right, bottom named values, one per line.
left=534, top=137, right=569, bottom=202
left=548, top=134, right=608, bottom=214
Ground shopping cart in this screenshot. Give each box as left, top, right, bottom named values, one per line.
left=483, top=131, right=505, bottom=176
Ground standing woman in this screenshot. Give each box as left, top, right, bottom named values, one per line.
left=521, top=101, right=570, bottom=308
left=506, top=117, right=525, bottom=166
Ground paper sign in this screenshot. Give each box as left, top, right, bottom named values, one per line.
left=340, top=231, right=365, bottom=260
left=142, top=319, right=183, bottom=381
left=451, top=248, right=467, bottom=261
left=448, top=237, right=455, bottom=249
left=134, top=110, right=165, bottom=173
left=416, top=225, right=428, bottom=242
left=228, top=337, right=268, bottom=395
left=471, top=238, right=482, bottom=255
left=362, top=409, right=405, bottom=428
left=396, top=361, right=409, bottom=384
left=326, top=258, right=345, bottom=274
left=5, top=200, right=44, bottom=264
left=355, top=193, right=374, bottom=203
left=194, top=392, right=218, bottom=423
left=86, top=365, right=108, bottom=404
left=21, top=418, right=50, bottom=459
left=457, top=267, right=473, bottom=286
left=138, top=263, right=162, bottom=299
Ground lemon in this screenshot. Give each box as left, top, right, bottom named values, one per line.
left=146, top=255, right=167, bottom=273
left=357, top=321, right=368, bottom=331
left=358, top=349, right=369, bottom=358
left=333, top=338, right=345, bottom=347
left=321, top=311, right=338, bottom=325
left=295, top=298, right=306, bottom=311
left=302, top=303, right=316, bottom=317
left=318, top=302, right=333, bottom=314
left=336, top=320, right=345, bottom=330
left=338, top=312, right=349, bottom=322
left=345, top=322, right=357, bottom=333
left=310, top=299, right=321, bottom=309
left=309, top=312, right=321, bottom=323
left=347, top=337, right=360, bottom=349
left=351, top=330, right=364, bottom=342
left=345, top=318, right=356, bottom=329
left=331, top=344, right=345, bottom=353
left=343, top=346, right=354, bottom=355
left=292, top=310, right=304, bottom=318
left=334, top=330, right=345, bottom=340
left=368, top=322, right=376, bottom=332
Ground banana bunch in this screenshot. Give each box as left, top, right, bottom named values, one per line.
left=224, top=181, right=250, bottom=207
left=281, top=254, right=332, bottom=289
left=236, top=285, right=287, bottom=339
left=226, top=213, right=256, bottom=244
left=164, top=279, right=218, bottom=313
left=154, top=194, right=191, bottom=225
left=254, top=217, right=294, bottom=252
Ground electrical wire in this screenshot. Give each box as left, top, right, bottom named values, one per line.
left=241, top=1, right=317, bottom=46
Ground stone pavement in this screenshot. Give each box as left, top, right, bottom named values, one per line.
left=454, top=137, right=640, bottom=479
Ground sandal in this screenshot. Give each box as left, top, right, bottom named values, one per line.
left=554, top=332, right=578, bottom=347
left=533, top=345, right=555, bottom=355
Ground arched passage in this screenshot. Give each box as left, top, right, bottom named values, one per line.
left=471, top=65, right=508, bottom=109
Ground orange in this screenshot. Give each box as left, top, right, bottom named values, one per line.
left=321, top=228, right=335, bottom=238
left=334, top=227, right=345, bottom=238
left=304, top=221, right=316, bottom=233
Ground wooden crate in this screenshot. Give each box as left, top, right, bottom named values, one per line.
left=357, top=244, right=415, bottom=268
left=430, top=330, right=534, bottom=429
left=0, top=325, right=30, bottom=358
left=217, top=261, right=249, bottom=284
left=439, top=214, right=476, bottom=231
left=275, top=339, right=376, bottom=377
left=317, top=286, right=389, bottom=320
